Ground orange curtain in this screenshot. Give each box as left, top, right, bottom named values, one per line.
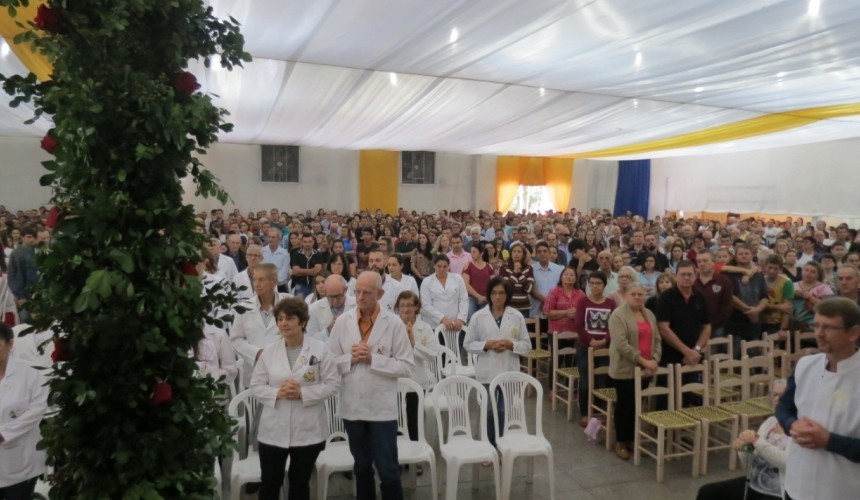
left=543, top=158, right=574, bottom=212
left=519, top=156, right=545, bottom=185
left=359, top=150, right=399, bottom=214
left=495, top=156, right=525, bottom=212
left=0, top=1, right=53, bottom=81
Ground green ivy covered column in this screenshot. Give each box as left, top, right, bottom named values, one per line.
left=0, top=1, right=250, bottom=497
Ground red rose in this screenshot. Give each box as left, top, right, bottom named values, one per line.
left=45, top=206, right=61, bottom=229
left=173, top=71, right=200, bottom=95
left=150, top=380, right=173, bottom=406
left=180, top=261, right=198, bottom=276
left=34, top=5, right=63, bottom=34
left=41, top=135, right=58, bottom=154
left=51, top=338, right=72, bottom=363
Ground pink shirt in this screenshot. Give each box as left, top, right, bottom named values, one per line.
left=446, top=250, right=472, bottom=274
left=637, top=320, right=653, bottom=360
left=543, top=286, right=585, bottom=333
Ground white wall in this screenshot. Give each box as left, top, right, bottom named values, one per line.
left=398, top=152, right=479, bottom=213
left=181, top=143, right=360, bottom=213
left=649, top=138, right=860, bottom=220
left=572, top=159, right=618, bottom=214
left=0, top=137, right=54, bottom=210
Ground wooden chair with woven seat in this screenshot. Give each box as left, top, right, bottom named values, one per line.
left=587, top=347, right=616, bottom=450
left=674, top=363, right=739, bottom=475
left=793, top=329, right=816, bottom=354
left=714, top=359, right=774, bottom=432
left=551, top=331, right=579, bottom=421
left=741, top=355, right=775, bottom=400
left=704, top=335, right=733, bottom=364
left=739, top=339, right=774, bottom=359
left=633, top=365, right=702, bottom=483
left=710, top=357, right=743, bottom=405
left=520, top=318, right=551, bottom=389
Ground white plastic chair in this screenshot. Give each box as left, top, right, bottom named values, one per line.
left=432, top=376, right=501, bottom=500
left=315, top=393, right=355, bottom=500
left=437, top=344, right=476, bottom=379
left=396, top=378, right=439, bottom=499
left=435, top=324, right=476, bottom=378
left=422, top=350, right=448, bottom=443
left=489, top=372, right=555, bottom=500
left=227, top=389, right=262, bottom=500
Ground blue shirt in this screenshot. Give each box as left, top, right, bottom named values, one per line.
left=531, top=261, right=563, bottom=318
left=262, top=245, right=291, bottom=285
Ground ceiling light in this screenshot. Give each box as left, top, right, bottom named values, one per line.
left=632, top=99, right=639, bottom=108
left=389, top=72, right=398, bottom=86
left=539, top=87, right=545, bottom=96
left=449, top=28, right=459, bottom=44
left=694, top=86, right=704, bottom=93
left=776, top=71, right=786, bottom=78
left=634, top=51, right=642, bottom=67
left=0, top=40, right=8, bottom=58
left=808, top=0, right=821, bottom=16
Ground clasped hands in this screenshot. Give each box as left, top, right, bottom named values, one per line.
left=277, top=379, right=302, bottom=401
left=485, top=339, right=513, bottom=352
left=442, top=317, right=464, bottom=331
left=732, top=429, right=758, bottom=451
left=791, top=417, right=830, bottom=449
left=351, top=342, right=373, bottom=365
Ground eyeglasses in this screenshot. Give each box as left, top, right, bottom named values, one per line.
left=327, top=293, right=345, bottom=301
left=246, top=253, right=263, bottom=258
left=810, top=322, right=845, bottom=334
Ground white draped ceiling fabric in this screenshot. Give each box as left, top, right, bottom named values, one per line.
left=4, top=0, right=860, bottom=159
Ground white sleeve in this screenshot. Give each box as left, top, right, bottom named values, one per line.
left=512, top=312, right=532, bottom=355
left=0, top=368, right=49, bottom=445
left=420, top=278, right=443, bottom=326
left=250, top=349, right=279, bottom=409
left=456, top=275, right=469, bottom=323
left=369, top=321, right=415, bottom=379
left=327, top=316, right=353, bottom=375
left=229, top=311, right=260, bottom=363
left=464, top=315, right=487, bottom=353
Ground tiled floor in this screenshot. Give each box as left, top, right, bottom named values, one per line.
left=311, top=395, right=740, bottom=500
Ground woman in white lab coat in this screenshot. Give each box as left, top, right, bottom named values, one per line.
left=250, top=297, right=340, bottom=500
left=194, top=250, right=237, bottom=388
left=0, top=322, right=49, bottom=498
left=394, top=290, right=439, bottom=446
left=464, top=277, right=531, bottom=450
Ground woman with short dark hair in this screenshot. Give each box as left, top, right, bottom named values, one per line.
left=251, top=297, right=340, bottom=500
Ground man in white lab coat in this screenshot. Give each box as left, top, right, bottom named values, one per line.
left=230, top=263, right=292, bottom=371
left=328, top=271, right=414, bottom=500
left=307, top=275, right=356, bottom=341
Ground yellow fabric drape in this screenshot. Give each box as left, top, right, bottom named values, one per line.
left=565, top=102, right=860, bottom=159
left=543, top=158, right=574, bottom=212
left=359, top=150, right=399, bottom=215
left=495, top=156, right=525, bottom=212
left=0, top=1, right=53, bottom=81
left=496, top=156, right=574, bottom=212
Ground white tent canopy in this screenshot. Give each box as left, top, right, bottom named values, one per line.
left=3, top=0, right=860, bottom=157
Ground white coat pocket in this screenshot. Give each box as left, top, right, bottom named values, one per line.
left=301, top=365, right=321, bottom=385
left=0, top=442, right=29, bottom=476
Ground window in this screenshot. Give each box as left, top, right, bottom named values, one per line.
left=261, top=145, right=299, bottom=183
left=507, top=185, right=554, bottom=213
left=401, top=151, right=435, bottom=185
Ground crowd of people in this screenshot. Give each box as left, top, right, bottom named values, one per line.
left=2, top=203, right=860, bottom=499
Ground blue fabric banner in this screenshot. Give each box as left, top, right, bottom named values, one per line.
left=613, top=159, right=650, bottom=217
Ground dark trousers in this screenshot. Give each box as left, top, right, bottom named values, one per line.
left=483, top=384, right=505, bottom=448
left=612, top=376, right=647, bottom=443
left=696, top=476, right=779, bottom=500
left=0, top=477, right=38, bottom=500
left=258, top=440, right=325, bottom=500
left=405, top=392, right=419, bottom=442
left=576, top=345, right=608, bottom=417
left=344, top=419, right=403, bottom=500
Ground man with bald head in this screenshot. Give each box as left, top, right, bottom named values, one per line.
left=328, top=271, right=414, bottom=500
left=307, top=274, right=356, bottom=341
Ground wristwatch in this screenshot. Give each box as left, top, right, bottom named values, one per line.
left=694, top=345, right=702, bottom=352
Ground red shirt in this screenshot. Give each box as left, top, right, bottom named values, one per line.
left=572, top=295, right=616, bottom=346
left=637, top=320, right=653, bottom=360
left=543, top=286, right=585, bottom=333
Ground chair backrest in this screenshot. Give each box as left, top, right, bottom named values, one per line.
left=489, top=372, right=543, bottom=442
left=525, top=317, right=541, bottom=338
left=324, top=393, right=348, bottom=444
left=396, top=378, right=426, bottom=442
left=793, top=330, right=816, bottom=354
left=437, top=344, right=463, bottom=372
left=588, top=347, right=611, bottom=387
left=704, top=335, right=733, bottom=363
left=432, top=375, right=488, bottom=445
left=711, top=357, right=743, bottom=405
left=435, top=323, right=461, bottom=353
left=741, top=355, right=775, bottom=399
left=553, top=331, right=577, bottom=372
left=780, top=349, right=816, bottom=379
left=228, top=389, right=258, bottom=461
left=674, top=362, right=709, bottom=410
left=740, top=339, right=773, bottom=358
left=764, top=331, right=791, bottom=357
left=635, top=365, right=674, bottom=414
left=423, top=349, right=444, bottom=387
